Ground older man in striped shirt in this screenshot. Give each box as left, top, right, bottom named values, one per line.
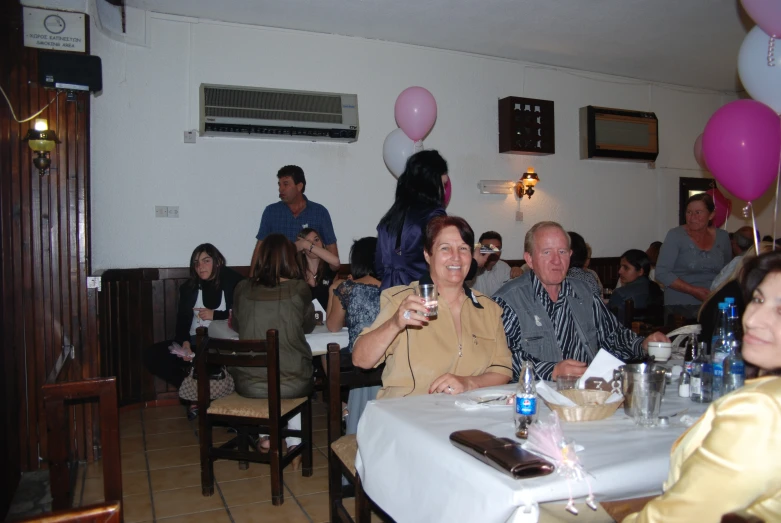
left=493, top=221, right=668, bottom=382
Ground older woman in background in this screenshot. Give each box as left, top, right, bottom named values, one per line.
left=655, top=193, right=731, bottom=321
left=624, top=250, right=781, bottom=522
left=353, top=216, right=512, bottom=398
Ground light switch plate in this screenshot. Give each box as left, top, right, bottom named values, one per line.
left=184, top=131, right=197, bottom=144
left=516, top=211, right=523, bottom=222
left=155, top=206, right=168, bottom=218
left=168, top=206, right=179, bottom=218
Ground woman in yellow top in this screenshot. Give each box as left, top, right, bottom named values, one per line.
left=624, top=250, right=781, bottom=522
left=352, top=215, right=513, bottom=399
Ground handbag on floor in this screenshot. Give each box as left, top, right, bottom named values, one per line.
left=178, top=365, right=235, bottom=402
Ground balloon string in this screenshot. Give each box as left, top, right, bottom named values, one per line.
left=774, top=149, right=781, bottom=251
left=751, top=202, right=760, bottom=254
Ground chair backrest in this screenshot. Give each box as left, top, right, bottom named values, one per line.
left=16, top=501, right=122, bottom=523
left=41, top=378, right=122, bottom=512
left=325, top=343, right=384, bottom=445
left=194, top=327, right=281, bottom=419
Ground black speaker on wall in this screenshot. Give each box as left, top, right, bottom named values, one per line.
left=38, top=51, right=102, bottom=92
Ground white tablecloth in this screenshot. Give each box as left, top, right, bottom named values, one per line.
left=356, top=385, right=707, bottom=523
left=207, top=320, right=348, bottom=356
left=305, top=325, right=349, bottom=355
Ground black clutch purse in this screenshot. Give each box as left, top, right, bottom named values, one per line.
left=450, top=429, right=555, bottom=479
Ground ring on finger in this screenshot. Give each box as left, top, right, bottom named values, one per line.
left=403, top=310, right=412, bottom=320
left=447, top=385, right=454, bottom=393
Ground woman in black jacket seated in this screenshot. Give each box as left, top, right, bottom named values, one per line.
left=146, top=243, right=243, bottom=419
left=609, top=249, right=662, bottom=324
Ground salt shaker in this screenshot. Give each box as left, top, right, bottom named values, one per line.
left=678, top=371, right=691, bottom=398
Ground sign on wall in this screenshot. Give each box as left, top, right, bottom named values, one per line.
left=24, top=7, right=85, bottom=53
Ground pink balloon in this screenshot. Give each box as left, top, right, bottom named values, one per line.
left=702, top=99, right=781, bottom=202
left=444, top=178, right=452, bottom=207
left=693, top=134, right=708, bottom=170
left=394, top=87, right=437, bottom=141
left=742, top=0, right=781, bottom=38
left=705, top=188, right=732, bottom=228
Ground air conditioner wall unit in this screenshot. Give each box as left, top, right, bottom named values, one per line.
left=199, top=84, right=359, bottom=143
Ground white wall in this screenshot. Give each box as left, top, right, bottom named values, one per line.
left=90, top=12, right=768, bottom=271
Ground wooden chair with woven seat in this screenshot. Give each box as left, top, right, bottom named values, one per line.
left=325, top=343, right=390, bottom=523
left=195, top=327, right=313, bottom=506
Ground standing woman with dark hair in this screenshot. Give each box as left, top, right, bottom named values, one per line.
left=376, top=150, right=450, bottom=290
left=655, top=193, right=732, bottom=321
left=375, top=150, right=486, bottom=290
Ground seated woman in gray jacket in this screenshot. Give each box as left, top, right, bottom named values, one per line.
left=231, top=233, right=315, bottom=458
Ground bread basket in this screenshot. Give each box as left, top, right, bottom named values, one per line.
left=542, top=389, right=623, bottom=422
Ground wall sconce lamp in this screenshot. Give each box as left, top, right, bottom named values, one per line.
left=478, top=167, right=540, bottom=200
left=23, top=119, right=60, bottom=175
left=515, top=167, right=540, bottom=199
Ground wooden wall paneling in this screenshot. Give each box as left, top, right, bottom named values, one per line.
left=140, top=280, right=157, bottom=400
left=1, top=1, right=100, bottom=509
left=0, top=0, right=22, bottom=510
left=151, top=280, right=167, bottom=395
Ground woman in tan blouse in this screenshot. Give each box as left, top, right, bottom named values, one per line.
left=352, top=215, right=513, bottom=399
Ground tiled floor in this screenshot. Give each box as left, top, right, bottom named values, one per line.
left=73, top=402, right=354, bottom=523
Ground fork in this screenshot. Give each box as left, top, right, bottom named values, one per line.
left=476, top=395, right=508, bottom=405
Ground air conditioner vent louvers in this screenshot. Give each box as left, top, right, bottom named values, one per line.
left=203, top=87, right=343, bottom=123
left=204, top=107, right=341, bottom=124
left=200, top=84, right=358, bottom=143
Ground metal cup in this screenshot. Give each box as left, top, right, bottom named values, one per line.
left=612, top=363, right=667, bottom=416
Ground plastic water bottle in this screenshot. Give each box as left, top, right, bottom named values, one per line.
left=693, top=341, right=712, bottom=403
left=515, top=361, right=538, bottom=439
left=711, top=303, right=730, bottom=400
left=723, top=305, right=745, bottom=394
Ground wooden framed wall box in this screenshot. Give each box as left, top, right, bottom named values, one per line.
left=498, top=96, right=555, bottom=155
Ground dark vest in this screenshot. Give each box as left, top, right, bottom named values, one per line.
left=493, top=272, right=598, bottom=363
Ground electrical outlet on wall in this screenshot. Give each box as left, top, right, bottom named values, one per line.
left=168, top=206, right=179, bottom=218
left=155, top=206, right=168, bottom=218
left=184, top=131, right=197, bottom=144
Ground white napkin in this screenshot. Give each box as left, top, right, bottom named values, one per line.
left=207, top=319, right=239, bottom=340
left=578, top=349, right=624, bottom=389
left=535, top=380, right=577, bottom=407
left=605, top=391, right=624, bottom=404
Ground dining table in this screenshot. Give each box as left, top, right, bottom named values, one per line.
left=355, top=383, right=708, bottom=523
left=206, top=320, right=349, bottom=355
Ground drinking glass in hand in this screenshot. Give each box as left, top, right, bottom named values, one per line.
left=415, top=283, right=438, bottom=317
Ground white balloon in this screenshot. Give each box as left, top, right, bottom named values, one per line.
left=738, top=26, right=781, bottom=113
left=383, top=128, right=417, bottom=178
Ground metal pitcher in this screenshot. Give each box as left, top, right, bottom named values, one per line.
left=612, top=363, right=668, bottom=416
